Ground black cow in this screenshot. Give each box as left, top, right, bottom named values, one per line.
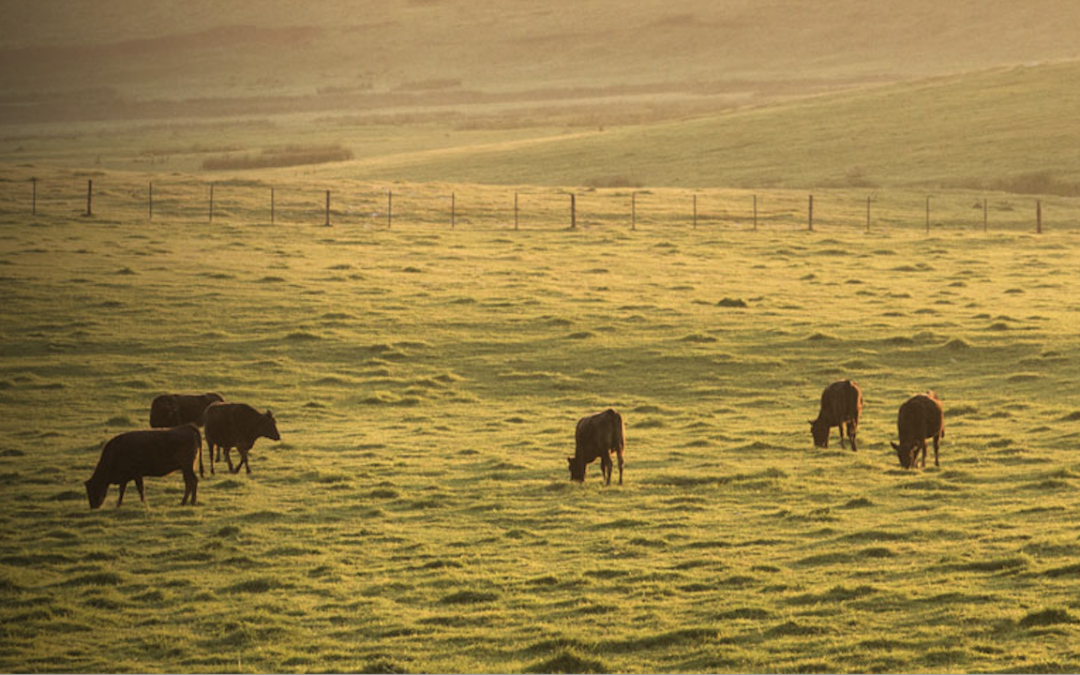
left=809, top=379, right=863, bottom=452
left=891, top=391, right=945, bottom=469
left=84, top=424, right=203, bottom=509
left=205, top=402, right=280, bottom=475
left=149, top=392, right=224, bottom=428
left=568, top=408, right=625, bottom=485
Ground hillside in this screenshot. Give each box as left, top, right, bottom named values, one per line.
left=1, top=0, right=1079, bottom=124
left=315, top=60, right=1080, bottom=192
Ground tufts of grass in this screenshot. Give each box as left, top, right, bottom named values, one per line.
left=439, top=590, right=498, bottom=605
left=1019, top=608, right=1078, bottom=628
left=524, top=650, right=609, bottom=674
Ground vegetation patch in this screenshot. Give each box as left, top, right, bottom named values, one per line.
left=1019, top=608, right=1078, bottom=628
left=202, top=144, right=354, bottom=170
left=439, top=590, right=498, bottom=605
left=524, top=650, right=609, bottom=674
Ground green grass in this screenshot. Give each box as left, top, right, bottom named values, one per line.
left=2, top=171, right=1080, bottom=672
left=308, top=60, right=1080, bottom=191
left=8, top=59, right=1080, bottom=199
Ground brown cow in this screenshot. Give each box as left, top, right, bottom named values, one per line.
left=809, top=379, right=863, bottom=452
left=149, top=392, right=224, bottom=428
left=84, top=424, right=203, bottom=509
left=891, top=391, right=945, bottom=469
left=205, top=402, right=280, bottom=475
left=568, top=408, right=625, bottom=485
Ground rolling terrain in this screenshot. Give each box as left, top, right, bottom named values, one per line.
left=2, top=0, right=1079, bottom=124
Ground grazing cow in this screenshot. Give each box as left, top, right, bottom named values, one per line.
left=84, top=424, right=203, bottom=509
left=891, top=391, right=945, bottom=469
left=205, top=402, right=280, bottom=475
left=149, top=392, right=224, bottom=428
left=568, top=408, right=625, bottom=485
left=809, top=379, right=863, bottom=452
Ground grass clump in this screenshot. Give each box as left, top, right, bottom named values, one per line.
left=524, top=650, right=609, bottom=674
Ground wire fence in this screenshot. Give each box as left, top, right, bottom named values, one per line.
left=0, top=174, right=1071, bottom=234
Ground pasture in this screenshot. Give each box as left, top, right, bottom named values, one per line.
left=2, top=177, right=1080, bottom=673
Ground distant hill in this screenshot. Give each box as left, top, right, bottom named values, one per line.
left=321, top=60, right=1080, bottom=193
left=1, top=0, right=1079, bottom=123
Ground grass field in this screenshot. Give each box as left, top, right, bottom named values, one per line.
left=303, top=61, right=1080, bottom=191
left=2, top=171, right=1080, bottom=672
left=7, top=59, right=1080, bottom=198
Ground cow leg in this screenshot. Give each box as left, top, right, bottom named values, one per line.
left=226, top=447, right=237, bottom=474
left=208, top=443, right=215, bottom=475
left=117, top=481, right=127, bottom=507
left=837, top=424, right=846, bottom=449
left=616, top=450, right=624, bottom=485
left=847, top=420, right=858, bottom=452
left=919, top=440, right=928, bottom=469
left=933, top=434, right=941, bottom=467
left=240, top=445, right=252, bottom=475
left=600, top=453, right=612, bottom=485
left=135, top=477, right=146, bottom=503
left=181, top=466, right=197, bottom=505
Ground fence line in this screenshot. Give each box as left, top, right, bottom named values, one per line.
left=0, top=176, right=1066, bottom=234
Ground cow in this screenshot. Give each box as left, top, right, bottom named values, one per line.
left=205, top=402, right=280, bottom=475
left=84, top=424, right=203, bottom=509
left=568, top=408, right=625, bottom=485
left=149, top=392, right=224, bottom=428
left=809, top=379, right=863, bottom=452
left=891, top=391, right=945, bottom=469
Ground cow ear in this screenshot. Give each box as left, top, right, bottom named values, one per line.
left=890, top=442, right=900, bottom=451
left=567, top=457, right=573, bottom=466
left=808, top=420, right=814, bottom=425
left=266, top=409, right=274, bottom=418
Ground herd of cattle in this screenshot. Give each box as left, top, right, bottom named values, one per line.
left=83, top=379, right=943, bottom=508
left=83, top=393, right=280, bottom=509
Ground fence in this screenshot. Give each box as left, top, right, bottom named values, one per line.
left=0, top=174, right=1068, bottom=234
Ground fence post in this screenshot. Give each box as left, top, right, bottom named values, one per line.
left=85, top=179, right=93, bottom=217
left=570, top=193, right=576, bottom=229
left=31, top=177, right=36, bottom=216
left=1037, top=199, right=1042, bottom=234
left=387, top=190, right=392, bottom=229
left=149, top=181, right=153, bottom=221
left=693, top=194, right=697, bottom=229
left=209, top=183, right=215, bottom=223
left=983, top=198, right=988, bottom=233
left=808, top=194, right=814, bottom=231
left=451, top=192, right=456, bottom=229
left=753, top=194, right=757, bottom=231
left=271, top=187, right=275, bottom=224
left=325, top=190, right=331, bottom=226
left=866, top=195, right=871, bottom=232
left=514, top=192, right=519, bottom=230
left=925, top=196, right=930, bottom=234
left=631, top=191, right=636, bottom=231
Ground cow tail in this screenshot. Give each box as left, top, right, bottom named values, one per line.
left=196, top=426, right=204, bottom=478
left=615, top=411, right=626, bottom=455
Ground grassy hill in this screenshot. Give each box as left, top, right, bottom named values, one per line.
left=2, top=0, right=1079, bottom=123
left=312, top=60, right=1080, bottom=193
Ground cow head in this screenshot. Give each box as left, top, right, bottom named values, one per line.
left=891, top=441, right=916, bottom=469
left=262, top=410, right=281, bottom=441
left=809, top=418, right=830, bottom=448
left=85, top=478, right=108, bottom=509
left=567, top=457, right=587, bottom=482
